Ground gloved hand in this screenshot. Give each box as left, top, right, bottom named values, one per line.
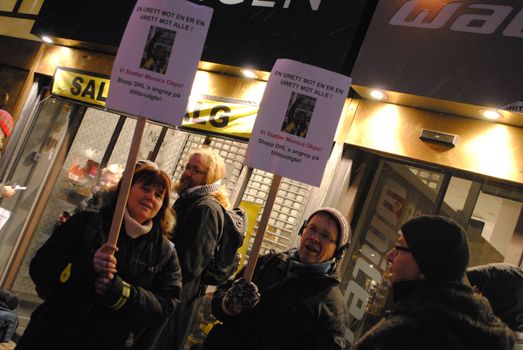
left=0, top=185, right=15, bottom=198
left=222, top=277, right=260, bottom=316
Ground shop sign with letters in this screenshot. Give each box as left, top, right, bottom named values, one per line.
left=182, top=96, right=258, bottom=140
left=52, top=67, right=110, bottom=107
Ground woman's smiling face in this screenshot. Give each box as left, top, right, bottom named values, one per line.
left=126, top=181, right=164, bottom=224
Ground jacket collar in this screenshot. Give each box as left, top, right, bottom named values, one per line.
left=392, top=279, right=470, bottom=303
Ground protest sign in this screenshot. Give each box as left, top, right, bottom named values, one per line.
left=245, top=59, right=351, bottom=187
left=0, top=207, right=11, bottom=231
left=106, top=0, right=212, bottom=125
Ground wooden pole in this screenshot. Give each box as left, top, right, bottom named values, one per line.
left=243, top=174, right=281, bottom=282
left=106, top=117, right=147, bottom=246
left=230, top=166, right=253, bottom=208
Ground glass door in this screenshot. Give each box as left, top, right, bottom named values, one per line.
left=0, top=97, right=77, bottom=283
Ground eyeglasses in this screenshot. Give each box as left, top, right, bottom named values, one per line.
left=394, top=245, right=411, bottom=253
left=304, top=224, right=337, bottom=244
left=184, top=164, right=206, bottom=176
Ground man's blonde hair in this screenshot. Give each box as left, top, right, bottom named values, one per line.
left=190, top=147, right=226, bottom=184
left=188, top=147, right=230, bottom=209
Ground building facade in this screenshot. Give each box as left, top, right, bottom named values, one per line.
left=0, top=0, right=521, bottom=347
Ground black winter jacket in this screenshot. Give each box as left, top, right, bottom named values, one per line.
left=204, top=250, right=348, bottom=350
left=151, top=191, right=225, bottom=350
left=16, top=208, right=182, bottom=350
left=353, top=279, right=515, bottom=350
left=467, top=263, right=523, bottom=350
left=173, top=193, right=224, bottom=286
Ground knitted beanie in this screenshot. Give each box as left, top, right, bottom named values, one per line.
left=401, top=215, right=469, bottom=282
left=0, top=109, right=13, bottom=138
left=308, top=207, right=350, bottom=251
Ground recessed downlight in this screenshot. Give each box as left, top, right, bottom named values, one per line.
left=241, top=69, right=257, bottom=79
left=42, top=36, right=54, bottom=43
left=369, top=89, right=386, bottom=100
left=481, top=110, right=502, bottom=120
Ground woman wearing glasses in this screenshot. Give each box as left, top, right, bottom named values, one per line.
left=203, top=207, right=350, bottom=350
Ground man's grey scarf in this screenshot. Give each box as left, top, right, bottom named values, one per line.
left=179, top=182, right=222, bottom=199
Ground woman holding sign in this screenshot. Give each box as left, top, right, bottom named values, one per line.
left=16, top=162, right=182, bottom=350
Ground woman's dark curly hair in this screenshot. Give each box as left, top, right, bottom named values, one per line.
left=105, top=161, right=175, bottom=238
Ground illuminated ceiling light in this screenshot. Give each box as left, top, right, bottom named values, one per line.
left=369, top=89, right=386, bottom=100
left=42, top=36, right=54, bottom=43
left=241, top=69, right=257, bottom=79
left=481, top=109, right=502, bottom=120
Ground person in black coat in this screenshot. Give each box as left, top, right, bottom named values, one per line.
left=152, top=147, right=230, bottom=350
left=353, top=215, right=515, bottom=350
left=16, top=162, right=182, bottom=350
left=203, top=207, right=351, bottom=350
left=467, top=263, right=523, bottom=350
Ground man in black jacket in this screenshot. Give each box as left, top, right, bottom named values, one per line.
left=154, top=147, right=229, bottom=350
left=353, top=215, right=515, bottom=350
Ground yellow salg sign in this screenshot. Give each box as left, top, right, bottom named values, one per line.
left=51, top=68, right=259, bottom=140
left=52, top=67, right=110, bottom=107
left=182, top=98, right=258, bottom=140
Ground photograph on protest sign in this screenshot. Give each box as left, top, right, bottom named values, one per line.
left=245, top=59, right=351, bottom=187
left=106, top=0, right=213, bottom=126
left=140, top=26, right=176, bottom=75
left=281, top=92, right=316, bottom=139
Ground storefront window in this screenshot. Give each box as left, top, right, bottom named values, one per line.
left=0, top=98, right=71, bottom=282
left=440, top=177, right=523, bottom=266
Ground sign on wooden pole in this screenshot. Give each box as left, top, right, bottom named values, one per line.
left=242, top=59, right=351, bottom=278
left=106, top=117, right=147, bottom=246
left=243, top=175, right=281, bottom=282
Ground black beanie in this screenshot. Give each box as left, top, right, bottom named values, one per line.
left=401, top=215, right=469, bottom=282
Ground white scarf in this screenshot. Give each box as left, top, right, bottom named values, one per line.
left=124, top=209, right=153, bottom=238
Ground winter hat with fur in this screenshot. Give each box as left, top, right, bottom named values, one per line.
left=308, top=207, right=350, bottom=251
left=401, top=215, right=469, bottom=282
